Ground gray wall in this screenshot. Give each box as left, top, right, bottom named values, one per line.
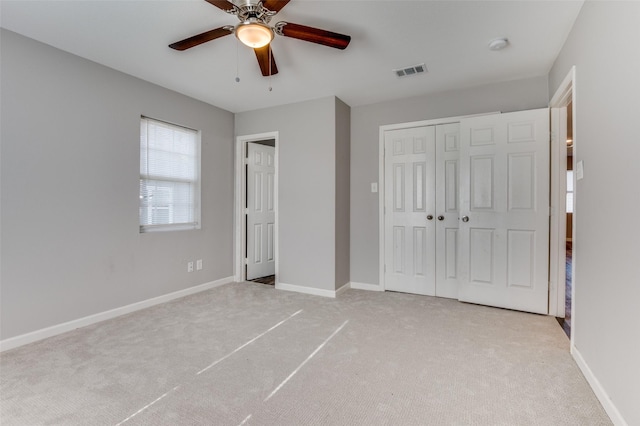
left=0, top=30, right=235, bottom=340
left=235, top=97, right=340, bottom=291
left=334, top=98, right=350, bottom=289
left=350, top=76, right=549, bottom=285
left=549, top=2, right=640, bottom=424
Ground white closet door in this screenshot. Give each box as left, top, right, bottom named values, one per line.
left=435, top=123, right=460, bottom=299
left=384, top=126, right=436, bottom=295
left=458, top=109, right=550, bottom=314
left=246, top=142, right=275, bottom=280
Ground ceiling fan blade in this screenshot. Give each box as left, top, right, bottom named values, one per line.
left=263, top=0, right=291, bottom=13
left=254, top=45, right=279, bottom=76
left=276, top=22, right=351, bottom=50
left=204, top=0, right=235, bottom=13
left=169, top=27, right=233, bottom=51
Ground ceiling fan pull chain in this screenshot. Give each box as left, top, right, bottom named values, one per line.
left=268, top=45, right=273, bottom=92
left=235, top=38, right=240, bottom=83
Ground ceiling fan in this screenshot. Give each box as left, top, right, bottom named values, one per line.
left=169, top=0, right=352, bottom=77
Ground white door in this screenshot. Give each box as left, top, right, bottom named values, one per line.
left=384, top=126, right=437, bottom=295
left=246, top=142, right=275, bottom=280
left=435, top=123, right=460, bottom=299
left=458, top=109, right=550, bottom=314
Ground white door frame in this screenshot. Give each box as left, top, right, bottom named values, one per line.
left=549, top=67, right=576, bottom=331
left=378, top=113, right=498, bottom=291
left=234, top=131, right=279, bottom=283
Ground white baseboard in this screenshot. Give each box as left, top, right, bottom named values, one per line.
left=336, top=282, right=350, bottom=296
left=0, top=276, right=234, bottom=353
left=276, top=282, right=348, bottom=298
left=572, top=345, right=628, bottom=426
left=350, top=282, right=383, bottom=292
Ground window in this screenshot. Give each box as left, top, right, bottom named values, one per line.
left=139, top=117, right=200, bottom=232
left=566, top=170, right=574, bottom=213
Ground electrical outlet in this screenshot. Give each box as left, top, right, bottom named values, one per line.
left=196, top=259, right=202, bottom=270
left=187, top=261, right=194, bottom=273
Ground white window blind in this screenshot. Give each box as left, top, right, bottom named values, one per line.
left=139, top=117, right=200, bottom=232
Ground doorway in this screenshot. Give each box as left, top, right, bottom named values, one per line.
left=549, top=66, right=576, bottom=341
left=234, top=132, right=279, bottom=285
left=561, top=102, right=574, bottom=336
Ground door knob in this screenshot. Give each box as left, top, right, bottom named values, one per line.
left=461, top=216, right=469, bottom=222
left=437, top=215, right=444, bottom=221
left=426, top=215, right=434, bottom=221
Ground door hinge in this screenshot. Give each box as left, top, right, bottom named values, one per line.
left=244, top=258, right=249, bottom=265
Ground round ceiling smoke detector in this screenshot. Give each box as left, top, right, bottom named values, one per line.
left=488, top=38, right=509, bottom=51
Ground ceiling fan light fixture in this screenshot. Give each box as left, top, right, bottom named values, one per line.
left=236, top=21, right=274, bottom=48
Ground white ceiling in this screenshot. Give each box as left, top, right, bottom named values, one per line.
left=0, top=0, right=584, bottom=113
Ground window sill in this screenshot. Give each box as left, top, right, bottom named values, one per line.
left=140, top=223, right=200, bottom=233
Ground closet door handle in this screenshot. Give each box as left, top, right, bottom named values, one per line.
left=437, top=215, right=444, bottom=221
left=461, top=216, right=470, bottom=223
left=426, top=215, right=434, bottom=221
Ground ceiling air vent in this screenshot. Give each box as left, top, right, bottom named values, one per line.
left=394, top=63, right=427, bottom=78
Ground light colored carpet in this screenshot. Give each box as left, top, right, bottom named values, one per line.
left=0, top=282, right=610, bottom=425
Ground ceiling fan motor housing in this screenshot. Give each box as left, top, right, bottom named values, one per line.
left=235, top=2, right=276, bottom=24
